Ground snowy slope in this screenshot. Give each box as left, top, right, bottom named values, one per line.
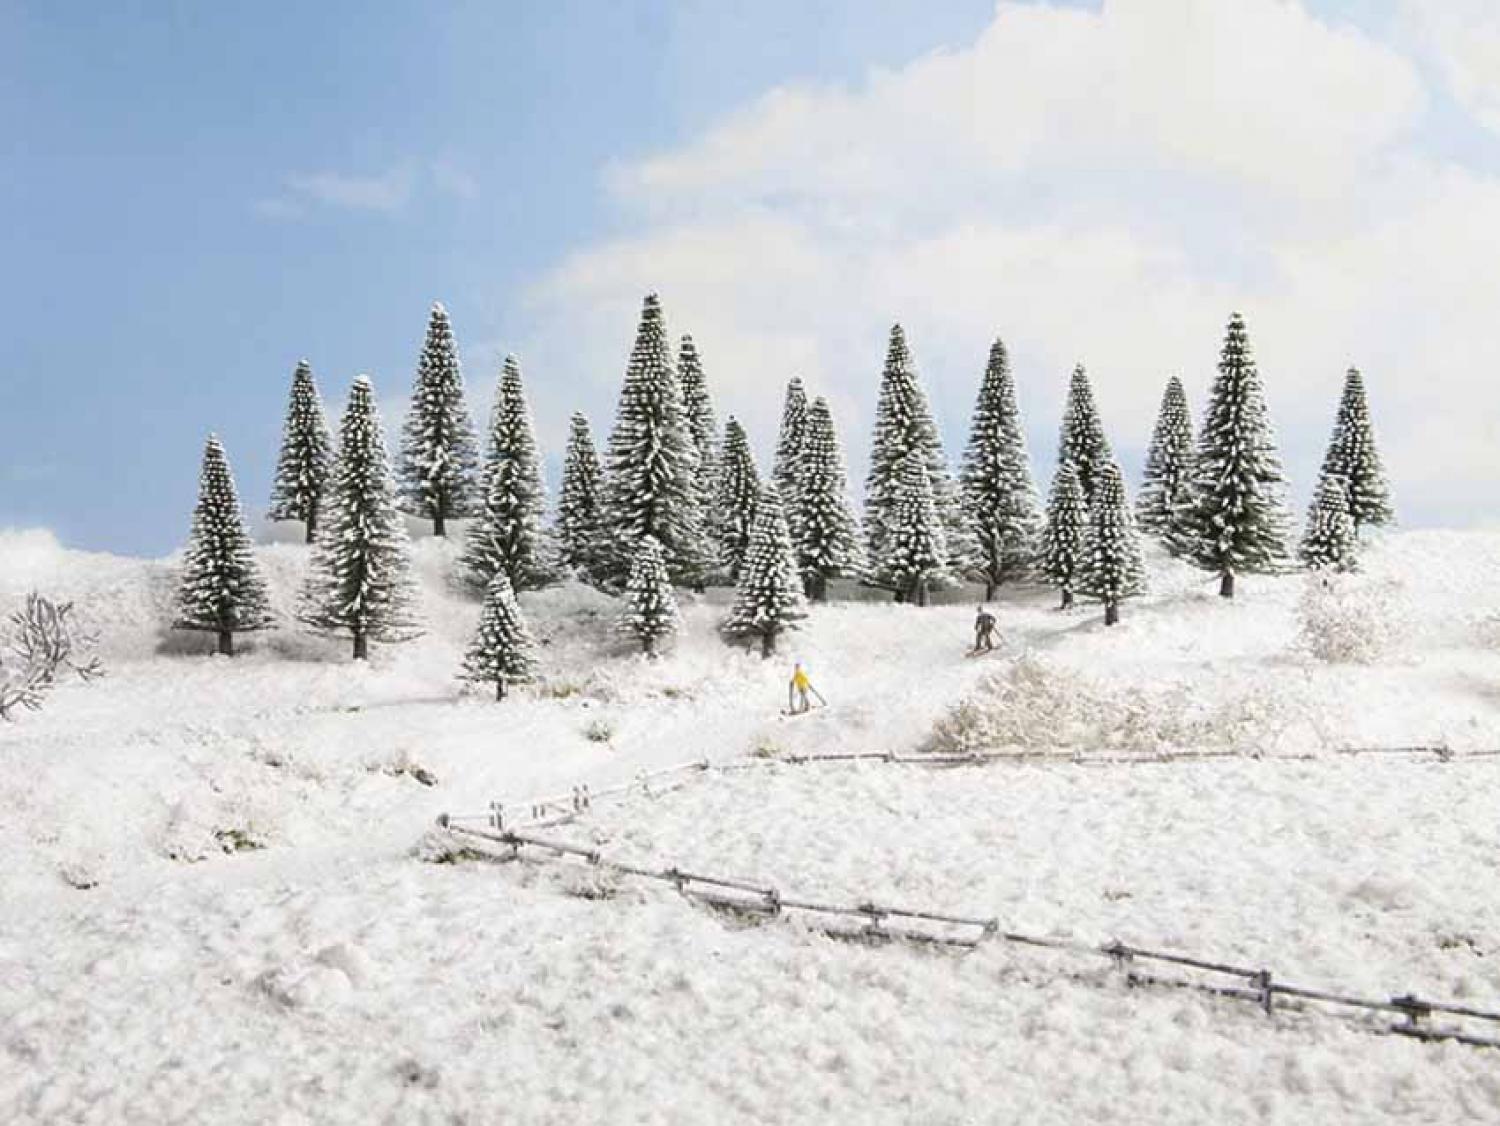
left=2, top=527, right=1500, bottom=1123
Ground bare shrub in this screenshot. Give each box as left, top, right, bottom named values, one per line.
left=0, top=593, right=103, bottom=720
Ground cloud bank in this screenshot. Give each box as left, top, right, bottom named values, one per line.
left=515, top=0, right=1500, bottom=527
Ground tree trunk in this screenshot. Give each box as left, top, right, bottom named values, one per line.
left=353, top=631, right=369, bottom=660
left=893, top=588, right=906, bottom=605
left=1060, top=587, right=1074, bottom=610
left=642, top=635, right=656, bottom=658
left=985, top=579, right=997, bottom=602
left=217, top=629, right=234, bottom=656
left=1219, top=571, right=1235, bottom=599
left=1104, top=601, right=1119, bottom=627
left=913, top=578, right=930, bottom=607
left=304, top=517, right=316, bottom=544
left=808, top=574, right=827, bottom=603
left=496, top=678, right=506, bottom=701
left=433, top=512, right=446, bottom=538
left=760, top=630, right=776, bottom=659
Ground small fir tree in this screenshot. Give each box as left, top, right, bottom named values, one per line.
left=1180, top=313, right=1293, bottom=597
left=864, top=324, right=968, bottom=592
left=1318, top=367, right=1394, bottom=531
left=722, top=486, right=807, bottom=656
left=268, top=359, right=334, bottom=543
left=397, top=302, right=481, bottom=536
left=885, top=454, right=949, bottom=607
left=1299, top=475, right=1359, bottom=573
left=1079, top=460, right=1146, bottom=626
left=678, top=335, right=721, bottom=544
left=460, top=572, right=539, bottom=700
left=713, top=417, right=762, bottom=584
left=1058, top=364, right=1113, bottom=508
left=555, top=413, right=608, bottom=584
left=772, top=376, right=809, bottom=519
left=300, top=376, right=421, bottom=659
left=1040, top=461, right=1088, bottom=610
left=175, top=435, right=274, bottom=655
left=462, top=355, right=550, bottom=591
left=1137, top=375, right=1197, bottom=548
left=960, top=337, right=1040, bottom=598
left=617, top=535, right=679, bottom=656
left=602, top=294, right=705, bottom=587
left=792, top=397, right=862, bottom=601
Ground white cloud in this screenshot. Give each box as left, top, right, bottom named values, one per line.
left=284, top=165, right=417, bottom=212
left=523, top=0, right=1500, bottom=523
left=1402, top=0, right=1500, bottom=134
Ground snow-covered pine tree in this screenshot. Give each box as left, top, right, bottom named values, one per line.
left=602, top=294, right=706, bottom=587
left=1079, top=460, right=1146, bottom=626
left=1040, top=461, right=1088, bottom=610
left=462, top=355, right=550, bottom=591
left=721, top=485, right=807, bottom=656
left=864, top=324, right=968, bottom=593
left=772, top=376, right=809, bottom=518
left=713, top=417, right=762, bottom=584
left=300, top=376, right=421, bottom=660
left=678, top=335, right=720, bottom=544
left=960, top=337, right=1040, bottom=598
left=268, top=359, right=334, bottom=543
left=460, top=571, right=539, bottom=700
left=556, top=412, right=608, bottom=585
left=885, top=453, right=949, bottom=607
left=792, top=396, right=862, bottom=601
left=1317, top=367, right=1394, bottom=531
left=175, top=435, right=274, bottom=655
left=617, top=535, right=679, bottom=656
left=1136, top=376, right=1196, bottom=548
left=1057, top=364, right=1113, bottom=508
left=397, top=302, right=481, bottom=536
left=1181, top=313, right=1293, bottom=598
left=1299, top=475, right=1358, bottom=573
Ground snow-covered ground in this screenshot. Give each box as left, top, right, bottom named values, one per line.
left=3, top=527, right=1500, bottom=1123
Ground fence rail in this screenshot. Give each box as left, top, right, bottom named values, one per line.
left=437, top=820, right=1500, bottom=1052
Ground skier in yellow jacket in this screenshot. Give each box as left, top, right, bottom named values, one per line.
left=788, top=662, right=826, bottom=715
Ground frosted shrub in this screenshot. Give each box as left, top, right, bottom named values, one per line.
left=1296, top=573, right=1404, bottom=664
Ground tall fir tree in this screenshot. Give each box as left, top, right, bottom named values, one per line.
left=1136, top=375, right=1197, bottom=548
left=462, top=356, right=550, bottom=591
left=555, top=412, right=608, bottom=585
left=678, top=335, right=721, bottom=548
left=772, top=376, right=809, bottom=519
left=1057, top=364, right=1113, bottom=508
left=863, top=324, right=969, bottom=592
left=1317, top=367, right=1394, bottom=531
left=268, top=359, right=334, bottom=543
left=792, top=397, right=862, bottom=601
left=1299, top=476, right=1359, bottom=573
left=960, top=337, right=1040, bottom=598
left=1180, top=313, right=1292, bottom=598
left=617, top=535, right=680, bottom=656
left=175, top=435, right=274, bottom=656
left=460, top=572, right=539, bottom=700
left=602, top=294, right=708, bottom=587
left=886, top=453, right=949, bottom=607
left=1040, top=461, right=1088, bottom=610
left=721, top=486, right=807, bottom=656
left=1079, top=460, right=1146, bottom=626
left=713, top=416, right=762, bottom=584
left=300, top=376, right=421, bottom=659
left=397, top=302, right=481, bottom=536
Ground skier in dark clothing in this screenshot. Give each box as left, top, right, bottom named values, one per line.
left=972, top=606, right=998, bottom=654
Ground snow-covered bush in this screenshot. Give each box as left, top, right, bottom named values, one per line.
left=926, top=653, right=1315, bottom=755
left=584, top=718, right=615, bottom=743
left=1296, top=573, right=1406, bottom=664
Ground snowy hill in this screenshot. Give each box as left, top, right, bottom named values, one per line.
left=3, top=527, right=1500, bottom=1123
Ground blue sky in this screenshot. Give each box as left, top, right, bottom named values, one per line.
left=5, top=0, right=1500, bottom=553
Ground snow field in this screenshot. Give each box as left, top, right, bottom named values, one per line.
left=3, top=527, right=1500, bottom=1122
